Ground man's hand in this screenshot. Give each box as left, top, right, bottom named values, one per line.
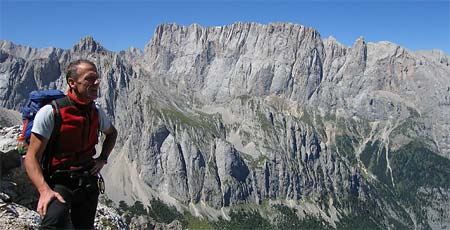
left=25, top=133, right=65, bottom=216
left=90, top=159, right=107, bottom=175
left=90, top=124, right=117, bottom=175
left=37, top=187, right=65, bottom=216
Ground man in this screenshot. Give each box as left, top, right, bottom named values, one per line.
left=25, top=59, right=118, bottom=229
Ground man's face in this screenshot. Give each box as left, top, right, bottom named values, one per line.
left=69, top=63, right=100, bottom=102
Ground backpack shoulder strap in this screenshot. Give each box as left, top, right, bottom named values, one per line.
left=41, top=99, right=64, bottom=180
left=51, top=99, right=62, bottom=138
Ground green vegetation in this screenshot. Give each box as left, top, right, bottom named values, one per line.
left=212, top=209, right=273, bottom=230
left=372, top=148, right=390, bottom=185
left=335, top=135, right=358, bottom=164
left=388, top=115, right=435, bottom=147
left=257, top=110, right=273, bottom=131
left=145, top=96, right=221, bottom=137
left=337, top=213, right=383, bottom=230
left=354, top=139, right=450, bottom=229
left=368, top=175, right=415, bottom=228
left=207, top=160, right=217, bottom=173
left=129, top=200, right=147, bottom=216
left=248, top=154, right=269, bottom=170
left=209, top=205, right=333, bottom=230
left=184, top=212, right=214, bottom=230
left=336, top=196, right=385, bottom=230
left=387, top=217, right=411, bottom=230
left=118, top=200, right=129, bottom=214
left=350, top=136, right=448, bottom=228
left=117, top=199, right=186, bottom=226
left=101, top=196, right=114, bottom=207
left=332, top=117, right=374, bottom=168
left=159, top=106, right=219, bottom=135
left=350, top=118, right=371, bottom=139
left=360, top=140, right=380, bottom=168
left=292, top=110, right=329, bottom=138
left=113, top=194, right=424, bottom=229
left=389, top=118, right=417, bottom=138
left=407, top=107, right=420, bottom=118
left=360, top=141, right=391, bottom=186
left=236, top=95, right=252, bottom=102
left=118, top=200, right=147, bottom=216
left=238, top=129, right=252, bottom=146
left=99, top=218, right=119, bottom=230
left=298, top=110, right=312, bottom=126
left=390, top=140, right=450, bottom=203
left=272, top=204, right=330, bottom=230
left=147, top=199, right=185, bottom=224
left=117, top=200, right=149, bottom=225
left=123, top=199, right=215, bottom=229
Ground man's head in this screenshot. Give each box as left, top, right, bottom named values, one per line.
left=66, top=59, right=100, bottom=102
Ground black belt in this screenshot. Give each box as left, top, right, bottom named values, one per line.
left=48, top=166, right=105, bottom=194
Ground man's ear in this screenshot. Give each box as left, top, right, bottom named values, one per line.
left=67, top=77, right=76, bottom=89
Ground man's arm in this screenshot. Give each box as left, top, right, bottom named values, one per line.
left=100, top=124, right=118, bottom=161
left=91, top=124, right=117, bottom=175
left=24, top=133, right=65, bottom=216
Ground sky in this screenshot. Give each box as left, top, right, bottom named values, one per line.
left=1, top=0, right=449, bottom=55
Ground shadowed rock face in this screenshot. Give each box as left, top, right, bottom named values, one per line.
left=1, top=22, right=449, bottom=229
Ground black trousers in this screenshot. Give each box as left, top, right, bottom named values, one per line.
left=39, top=175, right=100, bottom=229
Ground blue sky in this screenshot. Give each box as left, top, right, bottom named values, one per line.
left=1, top=0, right=449, bottom=55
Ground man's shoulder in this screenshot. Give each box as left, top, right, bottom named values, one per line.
left=53, top=96, right=71, bottom=108
left=36, top=104, right=54, bottom=117
left=33, top=104, right=55, bottom=125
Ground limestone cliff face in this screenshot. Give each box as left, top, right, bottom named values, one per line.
left=143, top=23, right=325, bottom=104
left=1, top=22, right=449, bottom=229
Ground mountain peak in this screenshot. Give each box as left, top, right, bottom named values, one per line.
left=72, top=36, right=106, bottom=53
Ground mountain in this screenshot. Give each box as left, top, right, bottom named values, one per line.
left=1, top=22, right=449, bottom=229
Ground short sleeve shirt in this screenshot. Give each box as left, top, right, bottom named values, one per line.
left=31, top=103, right=111, bottom=140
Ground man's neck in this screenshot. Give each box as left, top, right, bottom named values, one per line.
left=67, top=89, right=92, bottom=105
